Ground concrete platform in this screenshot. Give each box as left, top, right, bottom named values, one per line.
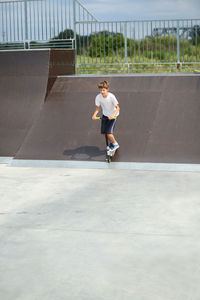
left=0, top=162, right=200, bottom=300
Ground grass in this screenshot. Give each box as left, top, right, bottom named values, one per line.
left=76, top=35, right=200, bottom=74
left=76, top=54, right=200, bottom=74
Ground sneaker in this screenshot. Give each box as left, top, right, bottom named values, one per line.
left=111, top=144, right=119, bottom=151
left=109, top=143, right=114, bottom=150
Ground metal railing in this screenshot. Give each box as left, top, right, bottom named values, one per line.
left=0, top=0, right=199, bottom=73
left=0, top=39, right=74, bottom=50
left=0, top=0, right=96, bottom=50
left=75, top=19, right=200, bottom=73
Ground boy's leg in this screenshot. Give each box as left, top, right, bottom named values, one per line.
left=107, top=134, right=117, bottom=144
left=101, top=117, right=119, bottom=148
left=107, top=119, right=119, bottom=149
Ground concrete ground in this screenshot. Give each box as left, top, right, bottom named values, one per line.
left=0, top=161, right=200, bottom=300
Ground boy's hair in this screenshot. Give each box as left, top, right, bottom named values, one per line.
left=98, top=80, right=109, bottom=89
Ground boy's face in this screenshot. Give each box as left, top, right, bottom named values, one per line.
left=99, top=88, right=109, bottom=98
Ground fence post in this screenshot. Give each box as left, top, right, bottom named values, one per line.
left=124, top=22, right=127, bottom=64
left=176, top=20, right=180, bottom=71
left=73, top=0, right=76, bottom=45
left=24, top=0, right=28, bottom=43
left=73, top=0, right=77, bottom=69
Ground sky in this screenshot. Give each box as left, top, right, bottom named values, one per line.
left=81, top=0, right=200, bottom=21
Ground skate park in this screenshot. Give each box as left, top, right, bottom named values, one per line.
left=1, top=0, right=200, bottom=299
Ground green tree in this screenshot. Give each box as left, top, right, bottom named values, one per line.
left=188, top=25, right=200, bottom=45
left=53, top=29, right=74, bottom=40
left=88, top=31, right=125, bottom=57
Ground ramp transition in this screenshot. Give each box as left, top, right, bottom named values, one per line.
left=0, top=49, right=75, bottom=157
left=0, top=50, right=50, bottom=156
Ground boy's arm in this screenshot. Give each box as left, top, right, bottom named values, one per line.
left=109, top=105, right=120, bottom=120
left=92, top=106, right=100, bottom=120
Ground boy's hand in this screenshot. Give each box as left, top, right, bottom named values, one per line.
left=108, top=115, right=115, bottom=120
left=92, top=106, right=100, bottom=120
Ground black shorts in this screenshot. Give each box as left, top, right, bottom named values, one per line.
left=101, top=115, right=117, bottom=134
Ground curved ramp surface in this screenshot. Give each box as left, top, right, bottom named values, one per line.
left=0, top=50, right=49, bottom=156
left=15, top=75, right=200, bottom=163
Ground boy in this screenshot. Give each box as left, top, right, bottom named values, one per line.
left=92, top=80, right=120, bottom=151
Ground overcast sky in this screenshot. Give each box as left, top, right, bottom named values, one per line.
left=81, top=0, right=200, bottom=21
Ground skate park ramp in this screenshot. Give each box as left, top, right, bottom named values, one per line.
left=14, top=74, right=200, bottom=164
left=0, top=50, right=50, bottom=156
left=0, top=49, right=75, bottom=158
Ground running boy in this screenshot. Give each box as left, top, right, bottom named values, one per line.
left=92, top=80, right=120, bottom=150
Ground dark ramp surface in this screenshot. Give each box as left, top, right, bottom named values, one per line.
left=15, top=75, right=200, bottom=163
left=0, top=50, right=49, bottom=156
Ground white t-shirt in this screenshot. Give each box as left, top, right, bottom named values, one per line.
left=95, top=92, right=119, bottom=117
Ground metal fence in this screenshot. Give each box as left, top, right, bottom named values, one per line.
left=0, top=0, right=96, bottom=49
left=0, top=0, right=200, bottom=73
left=75, top=19, right=200, bottom=73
